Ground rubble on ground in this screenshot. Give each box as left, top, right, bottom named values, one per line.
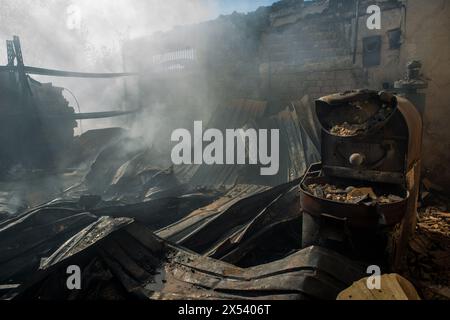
left=405, top=207, right=450, bottom=300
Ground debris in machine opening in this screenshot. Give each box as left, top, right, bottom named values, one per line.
left=329, top=99, right=395, bottom=137
left=306, top=183, right=404, bottom=205
left=330, top=122, right=367, bottom=137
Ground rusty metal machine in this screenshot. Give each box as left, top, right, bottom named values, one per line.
left=300, top=89, right=422, bottom=264
left=0, top=36, right=136, bottom=178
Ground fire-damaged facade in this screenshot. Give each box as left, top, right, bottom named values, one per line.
left=125, top=0, right=450, bottom=190
left=0, top=0, right=449, bottom=301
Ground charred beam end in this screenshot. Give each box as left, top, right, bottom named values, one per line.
left=0, top=65, right=137, bottom=78
left=71, top=110, right=139, bottom=120
left=1, top=110, right=139, bottom=120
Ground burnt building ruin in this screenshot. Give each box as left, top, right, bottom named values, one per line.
left=0, top=0, right=449, bottom=301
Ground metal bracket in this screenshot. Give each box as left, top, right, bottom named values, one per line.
left=6, top=40, right=16, bottom=84
left=6, top=40, right=16, bottom=66
left=12, top=36, right=32, bottom=96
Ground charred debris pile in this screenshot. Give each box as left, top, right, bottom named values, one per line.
left=0, top=0, right=449, bottom=300
left=0, top=89, right=448, bottom=301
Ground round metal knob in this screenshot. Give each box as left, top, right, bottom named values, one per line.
left=349, top=153, right=365, bottom=167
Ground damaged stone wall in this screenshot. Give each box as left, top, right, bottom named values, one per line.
left=125, top=0, right=450, bottom=190
left=259, top=0, right=368, bottom=102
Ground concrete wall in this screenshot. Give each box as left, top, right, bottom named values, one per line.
left=127, top=0, right=450, bottom=189
left=400, top=0, right=450, bottom=190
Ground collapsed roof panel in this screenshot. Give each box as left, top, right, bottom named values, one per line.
left=12, top=217, right=366, bottom=300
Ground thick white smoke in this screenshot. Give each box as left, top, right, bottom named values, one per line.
left=0, top=0, right=216, bottom=133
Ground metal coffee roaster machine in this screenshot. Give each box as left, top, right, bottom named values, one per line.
left=300, top=90, right=422, bottom=266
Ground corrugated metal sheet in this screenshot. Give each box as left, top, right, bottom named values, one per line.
left=175, top=98, right=320, bottom=188
left=0, top=204, right=97, bottom=284
left=291, top=96, right=321, bottom=152
left=157, top=184, right=270, bottom=243
left=186, top=99, right=268, bottom=188
left=272, top=105, right=320, bottom=181
left=13, top=217, right=366, bottom=300
left=157, top=179, right=302, bottom=267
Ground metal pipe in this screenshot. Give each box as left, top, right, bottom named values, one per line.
left=352, top=0, right=361, bottom=64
